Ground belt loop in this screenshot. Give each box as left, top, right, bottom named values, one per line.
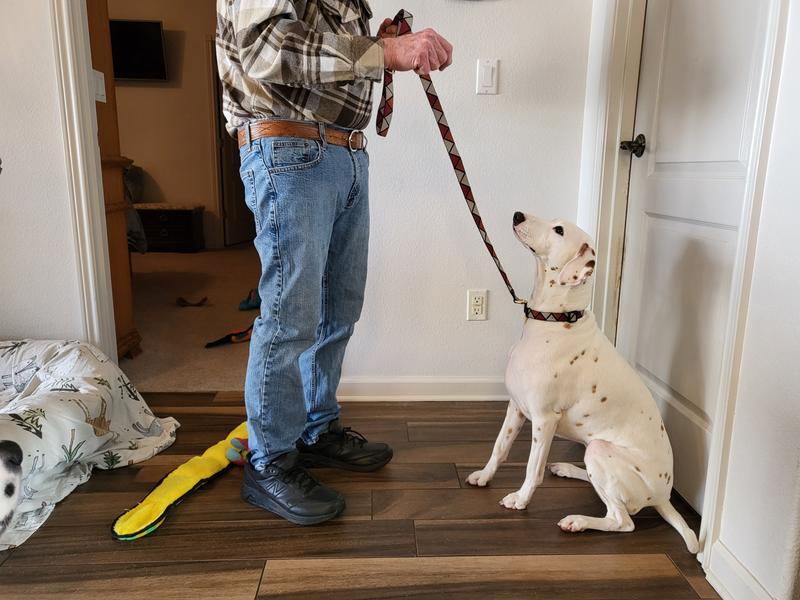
left=318, top=122, right=327, bottom=149
left=244, top=122, right=252, bottom=151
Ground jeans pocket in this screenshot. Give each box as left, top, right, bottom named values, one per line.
left=267, top=139, right=323, bottom=174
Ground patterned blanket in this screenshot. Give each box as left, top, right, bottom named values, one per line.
left=0, top=340, right=178, bottom=549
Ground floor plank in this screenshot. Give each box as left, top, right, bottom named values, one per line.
left=157, top=413, right=244, bottom=430
left=456, top=463, right=589, bottom=488
left=257, top=554, right=698, bottom=599
left=0, top=549, right=12, bottom=567
left=159, top=418, right=411, bottom=456
left=8, top=520, right=416, bottom=565
left=0, top=560, right=265, bottom=600
left=47, top=475, right=372, bottom=527
left=668, top=553, right=721, bottom=599
left=214, top=391, right=249, bottom=404
left=142, top=392, right=217, bottom=407
left=339, top=401, right=509, bottom=421
left=390, top=439, right=584, bottom=464
left=310, top=462, right=460, bottom=491
left=415, top=517, right=701, bottom=558
left=154, top=405, right=246, bottom=416
left=408, top=420, right=531, bottom=442
left=74, top=461, right=458, bottom=496
left=374, top=487, right=690, bottom=522
left=168, top=417, right=409, bottom=445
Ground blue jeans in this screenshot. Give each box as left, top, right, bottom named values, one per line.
left=238, top=123, right=370, bottom=469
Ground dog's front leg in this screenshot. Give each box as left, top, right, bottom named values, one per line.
left=466, top=401, right=526, bottom=487
left=500, top=415, right=559, bottom=510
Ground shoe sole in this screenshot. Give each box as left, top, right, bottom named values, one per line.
left=297, top=449, right=394, bottom=473
left=241, top=484, right=345, bottom=526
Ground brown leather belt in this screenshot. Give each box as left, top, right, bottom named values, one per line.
left=238, top=120, right=367, bottom=151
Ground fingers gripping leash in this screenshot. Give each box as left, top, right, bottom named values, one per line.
left=376, top=10, right=527, bottom=307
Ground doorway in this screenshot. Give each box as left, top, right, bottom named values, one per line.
left=88, top=0, right=259, bottom=391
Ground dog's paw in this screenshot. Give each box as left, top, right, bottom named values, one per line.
left=549, top=463, right=573, bottom=478
left=558, top=515, right=589, bottom=532
left=466, top=469, right=492, bottom=487
left=499, top=490, right=529, bottom=510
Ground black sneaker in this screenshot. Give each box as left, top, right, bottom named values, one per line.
left=241, top=450, right=345, bottom=525
left=297, top=419, right=394, bottom=472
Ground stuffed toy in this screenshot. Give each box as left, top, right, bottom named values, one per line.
left=112, top=422, right=248, bottom=541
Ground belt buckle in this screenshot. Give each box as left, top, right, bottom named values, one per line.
left=348, top=129, right=366, bottom=152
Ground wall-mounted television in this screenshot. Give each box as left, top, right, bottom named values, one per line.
left=109, top=20, right=168, bottom=81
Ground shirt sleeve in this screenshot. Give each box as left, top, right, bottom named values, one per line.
left=232, top=0, right=384, bottom=88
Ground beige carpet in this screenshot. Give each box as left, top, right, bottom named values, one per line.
left=121, top=245, right=260, bottom=392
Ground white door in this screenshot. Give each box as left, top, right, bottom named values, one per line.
left=616, top=0, right=771, bottom=511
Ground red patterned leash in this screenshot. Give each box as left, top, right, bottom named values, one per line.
left=376, top=9, right=527, bottom=308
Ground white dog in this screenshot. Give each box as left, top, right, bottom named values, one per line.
left=467, top=212, right=699, bottom=553
left=0, top=441, right=22, bottom=536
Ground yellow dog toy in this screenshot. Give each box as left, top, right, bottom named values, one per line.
left=112, top=422, right=248, bottom=541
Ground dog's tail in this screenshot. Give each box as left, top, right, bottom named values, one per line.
left=655, top=501, right=699, bottom=553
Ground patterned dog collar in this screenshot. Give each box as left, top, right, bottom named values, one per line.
left=524, top=307, right=585, bottom=323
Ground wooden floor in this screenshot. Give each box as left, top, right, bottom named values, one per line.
left=0, top=394, right=720, bottom=599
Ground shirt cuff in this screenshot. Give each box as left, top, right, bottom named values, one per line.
left=352, top=35, right=385, bottom=81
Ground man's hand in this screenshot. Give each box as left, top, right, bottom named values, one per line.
left=378, top=17, right=398, bottom=39
left=381, top=24, right=453, bottom=75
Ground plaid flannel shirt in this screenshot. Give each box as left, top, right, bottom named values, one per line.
left=216, top=0, right=384, bottom=136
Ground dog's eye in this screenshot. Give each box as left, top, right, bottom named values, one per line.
left=553, top=226, right=564, bottom=236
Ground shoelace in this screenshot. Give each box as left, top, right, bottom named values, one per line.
left=282, top=464, right=319, bottom=494
left=325, top=426, right=368, bottom=448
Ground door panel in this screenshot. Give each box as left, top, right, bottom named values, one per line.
left=616, top=0, right=769, bottom=511
left=634, top=217, right=735, bottom=422
left=654, top=1, right=760, bottom=164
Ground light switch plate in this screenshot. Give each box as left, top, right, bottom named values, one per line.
left=93, top=69, right=107, bottom=103
left=476, top=59, right=499, bottom=95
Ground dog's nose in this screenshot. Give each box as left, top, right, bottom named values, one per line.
left=0, top=441, right=22, bottom=468
left=513, top=212, right=526, bottom=226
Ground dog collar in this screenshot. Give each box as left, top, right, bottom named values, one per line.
left=524, top=306, right=585, bottom=323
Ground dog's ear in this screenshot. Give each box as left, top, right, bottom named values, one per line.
left=558, top=243, right=596, bottom=287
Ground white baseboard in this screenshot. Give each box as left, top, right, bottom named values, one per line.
left=336, top=376, right=509, bottom=402
left=707, top=540, right=775, bottom=600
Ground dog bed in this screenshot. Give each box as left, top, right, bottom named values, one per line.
left=0, top=340, right=178, bottom=549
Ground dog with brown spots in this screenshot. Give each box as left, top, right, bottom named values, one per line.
left=466, top=212, right=699, bottom=553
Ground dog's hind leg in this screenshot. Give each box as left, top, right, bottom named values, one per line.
left=466, top=401, right=526, bottom=487
left=549, top=463, right=589, bottom=482
left=558, top=499, right=634, bottom=533
left=557, top=439, right=637, bottom=533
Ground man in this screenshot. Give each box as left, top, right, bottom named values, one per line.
left=216, top=0, right=453, bottom=525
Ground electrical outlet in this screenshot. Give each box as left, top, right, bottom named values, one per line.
left=467, top=289, right=488, bottom=321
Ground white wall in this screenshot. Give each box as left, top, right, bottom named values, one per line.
left=711, top=4, right=800, bottom=598
left=343, top=0, right=592, bottom=388
left=0, top=0, right=593, bottom=386
left=0, top=2, right=87, bottom=341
